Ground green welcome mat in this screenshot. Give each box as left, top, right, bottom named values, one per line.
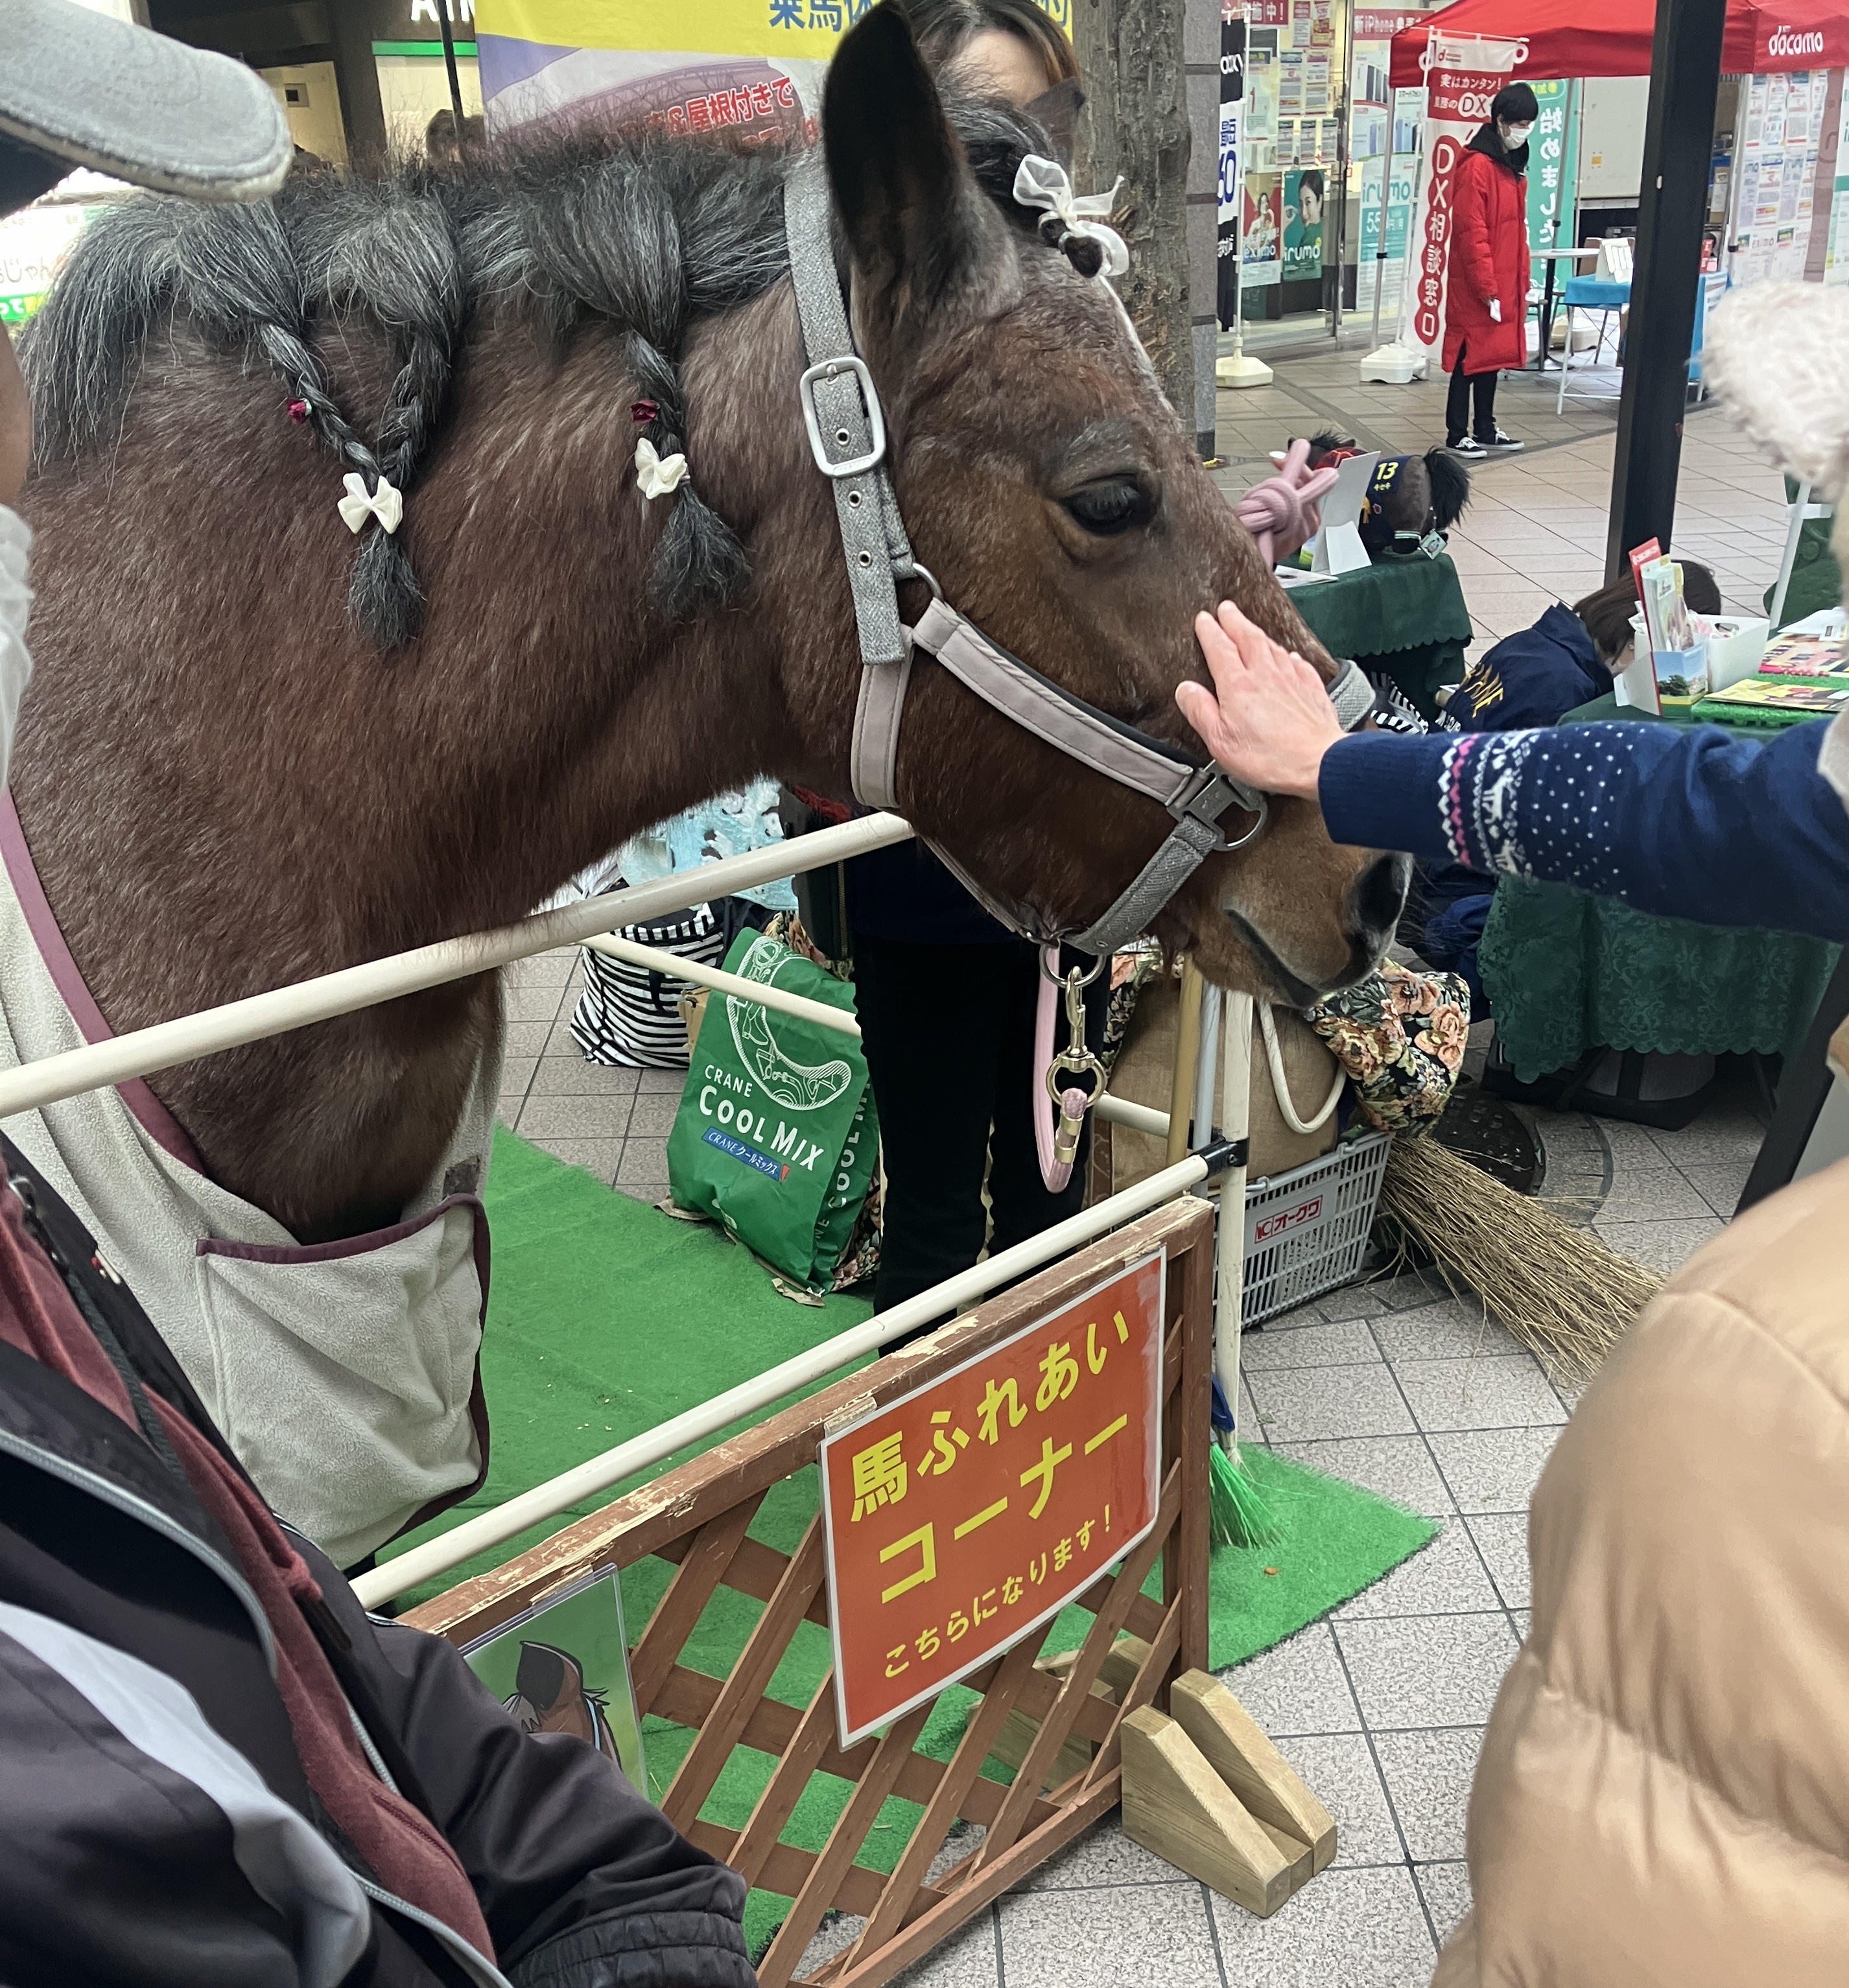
left=383, top=1131, right=1436, bottom=1946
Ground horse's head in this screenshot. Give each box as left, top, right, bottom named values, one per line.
left=808, top=7, right=1407, bottom=999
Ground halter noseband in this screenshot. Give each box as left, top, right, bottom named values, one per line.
left=783, top=156, right=1376, bottom=958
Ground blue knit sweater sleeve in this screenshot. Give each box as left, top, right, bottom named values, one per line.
left=1317, top=719, right=1849, bottom=942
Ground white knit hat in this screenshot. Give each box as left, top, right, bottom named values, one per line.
left=1704, top=281, right=1849, bottom=499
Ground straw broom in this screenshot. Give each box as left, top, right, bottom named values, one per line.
left=1378, top=1133, right=1662, bottom=1384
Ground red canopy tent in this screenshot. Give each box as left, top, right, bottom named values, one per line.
left=1389, top=0, right=1849, bottom=87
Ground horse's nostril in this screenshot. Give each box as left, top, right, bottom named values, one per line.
left=1352, top=852, right=1412, bottom=940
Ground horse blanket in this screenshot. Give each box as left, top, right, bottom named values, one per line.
left=0, top=798, right=499, bottom=1568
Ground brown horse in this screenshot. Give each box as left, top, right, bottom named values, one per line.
left=14, top=5, right=1404, bottom=1246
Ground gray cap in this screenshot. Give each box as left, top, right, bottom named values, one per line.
left=0, top=0, right=292, bottom=204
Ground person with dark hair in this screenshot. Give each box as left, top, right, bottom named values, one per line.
left=1446, top=558, right=1724, bottom=733
left=893, top=0, right=1079, bottom=92
left=1443, top=80, right=1537, bottom=460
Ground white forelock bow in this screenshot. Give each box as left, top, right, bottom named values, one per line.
left=635, top=437, right=690, bottom=501
left=337, top=471, right=403, bottom=536
left=1011, top=154, right=1130, bottom=279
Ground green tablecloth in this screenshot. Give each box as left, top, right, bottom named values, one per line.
left=1479, top=878, right=1839, bottom=1082
left=1291, top=552, right=1474, bottom=718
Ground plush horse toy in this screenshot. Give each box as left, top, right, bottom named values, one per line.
left=1286, top=429, right=1473, bottom=556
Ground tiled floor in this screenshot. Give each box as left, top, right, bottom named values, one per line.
left=496, top=348, right=1787, bottom=1985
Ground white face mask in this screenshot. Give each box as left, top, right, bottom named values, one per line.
left=0, top=509, right=33, bottom=798
left=1503, top=122, right=1534, bottom=145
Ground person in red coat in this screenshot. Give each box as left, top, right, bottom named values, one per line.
left=1443, top=81, right=1537, bottom=459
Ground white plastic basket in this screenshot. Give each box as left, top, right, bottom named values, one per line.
left=1240, top=1130, right=1392, bottom=1327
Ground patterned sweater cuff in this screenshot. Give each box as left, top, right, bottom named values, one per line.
left=1317, top=731, right=1457, bottom=860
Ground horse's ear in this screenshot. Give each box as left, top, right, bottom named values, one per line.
left=822, top=3, right=991, bottom=364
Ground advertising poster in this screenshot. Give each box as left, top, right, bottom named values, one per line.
left=1283, top=166, right=1325, bottom=278
left=1824, top=84, right=1849, bottom=284
left=1217, top=8, right=1245, bottom=327
left=1524, top=77, right=1578, bottom=254
left=1243, top=23, right=1282, bottom=290
left=1731, top=69, right=1825, bottom=287
left=0, top=200, right=91, bottom=328
left=1357, top=134, right=1420, bottom=314
left=473, top=0, right=1073, bottom=134
left=1407, top=34, right=1524, bottom=367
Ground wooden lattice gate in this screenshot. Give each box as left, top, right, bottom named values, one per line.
left=405, top=1195, right=1215, bottom=1987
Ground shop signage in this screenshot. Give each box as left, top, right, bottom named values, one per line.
left=819, top=1251, right=1164, bottom=1748
left=1407, top=34, right=1522, bottom=364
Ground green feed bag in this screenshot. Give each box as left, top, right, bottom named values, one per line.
left=666, top=930, right=878, bottom=1292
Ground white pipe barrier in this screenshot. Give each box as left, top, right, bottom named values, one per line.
left=0, top=812, right=913, bottom=1123
left=582, top=932, right=862, bottom=1039
left=353, top=1152, right=1212, bottom=1609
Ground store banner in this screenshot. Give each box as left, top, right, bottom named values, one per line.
left=1407, top=34, right=1523, bottom=366
left=1217, top=9, right=1245, bottom=328
left=1242, top=13, right=1283, bottom=290
left=1524, top=77, right=1577, bottom=254
left=473, top=0, right=1073, bottom=134
left=1356, top=84, right=1426, bottom=316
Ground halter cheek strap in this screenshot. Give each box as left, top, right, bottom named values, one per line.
left=781, top=154, right=1378, bottom=957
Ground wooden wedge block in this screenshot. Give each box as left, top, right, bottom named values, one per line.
left=989, top=1653, right=1111, bottom=1789
left=1098, top=1632, right=1152, bottom=1703
left=1170, top=1671, right=1337, bottom=1874
left=1120, top=1707, right=1312, bottom=1918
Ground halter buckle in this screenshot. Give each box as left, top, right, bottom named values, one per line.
left=1172, top=766, right=1268, bottom=854
left=797, top=354, right=888, bottom=479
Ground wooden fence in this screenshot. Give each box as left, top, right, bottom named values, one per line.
left=405, top=1194, right=1215, bottom=1988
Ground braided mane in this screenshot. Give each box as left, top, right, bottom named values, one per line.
left=21, top=98, right=1056, bottom=650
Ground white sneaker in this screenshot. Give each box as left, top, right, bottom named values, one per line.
left=1485, top=431, right=1524, bottom=452
left=1447, top=436, right=1489, bottom=460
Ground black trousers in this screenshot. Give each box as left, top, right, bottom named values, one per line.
left=853, top=934, right=1111, bottom=1316
left=1445, top=346, right=1498, bottom=442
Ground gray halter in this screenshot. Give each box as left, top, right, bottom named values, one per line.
left=783, top=156, right=1376, bottom=958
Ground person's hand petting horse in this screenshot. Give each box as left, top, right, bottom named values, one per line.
left=1174, top=600, right=1342, bottom=801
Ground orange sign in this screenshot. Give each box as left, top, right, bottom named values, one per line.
left=820, top=1251, right=1165, bottom=1747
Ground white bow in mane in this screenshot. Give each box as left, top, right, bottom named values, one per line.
left=1012, top=154, right=1130, bottom=279
left=635, top=437, right=690, bottom=501
left=337, top=471, right=403, bottom=536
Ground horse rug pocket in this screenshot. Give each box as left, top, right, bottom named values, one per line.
left=193, top=1197, right=488, bottom=1570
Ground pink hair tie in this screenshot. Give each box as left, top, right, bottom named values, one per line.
left=1236, top=436, right=1341, bottom=566
left=285, top=397, right=310, bottom=425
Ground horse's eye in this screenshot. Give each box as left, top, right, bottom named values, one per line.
left=1063, top=479, right=1153, bottom=536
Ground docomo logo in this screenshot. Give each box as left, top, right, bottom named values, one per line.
left=1767, top=23, right=1826, bottom=54
left=1421, top=32, right=1527, bottom=75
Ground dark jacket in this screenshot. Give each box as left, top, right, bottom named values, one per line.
left=1446, top=604, right=1608, bottom=732
left=845, top=840, right=1021, bottom=947
left=0, top=1141, right=755, bottom=1988
left=1444, top=126, right=1530, bottom=376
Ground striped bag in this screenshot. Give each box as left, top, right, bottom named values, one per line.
left=570, top=905, right=727, bottom=1069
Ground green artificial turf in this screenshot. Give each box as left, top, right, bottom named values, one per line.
left=383, top=1131, right=1437, bottom=1952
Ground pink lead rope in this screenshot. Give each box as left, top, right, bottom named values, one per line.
left=1033, top=947, right=1098, bottom=1194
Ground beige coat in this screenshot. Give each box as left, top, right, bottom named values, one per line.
left=1435, top=1155, right=1849, bottom=1985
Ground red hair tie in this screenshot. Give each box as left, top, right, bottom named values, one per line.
left=630, top=399, right=659, bottom=425
left=286, top=397, right=311, bottom=424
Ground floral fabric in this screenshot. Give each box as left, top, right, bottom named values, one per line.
left=1306, top=958, right=1470, bottom=1135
